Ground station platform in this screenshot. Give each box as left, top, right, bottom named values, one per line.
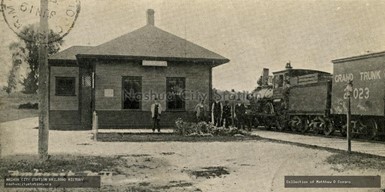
left=97, top=129, right=174, bottom=133
left=251, top=129, right=385, bottom=157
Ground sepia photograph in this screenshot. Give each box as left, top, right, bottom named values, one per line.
left=1, top=0, right=385, bottom=191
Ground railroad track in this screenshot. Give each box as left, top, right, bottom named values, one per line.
left=254, top=126, right=385, bottom=145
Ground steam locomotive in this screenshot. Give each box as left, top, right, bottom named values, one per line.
left=248, top=51, right=385, bottom=140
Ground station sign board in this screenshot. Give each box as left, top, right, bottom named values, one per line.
left=142, top=60, right=167, bottom=67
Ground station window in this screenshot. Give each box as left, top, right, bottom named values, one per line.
left=122, top=76, right=142, bottom=109
left=55, top=77, right=76, bottom=96
left=166, top=77, right=185, bottom=110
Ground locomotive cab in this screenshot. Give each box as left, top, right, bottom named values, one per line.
left=272, top=62, right=332, bottom=95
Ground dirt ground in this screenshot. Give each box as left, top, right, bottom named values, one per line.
left=1, top=118, right=385, bottom=192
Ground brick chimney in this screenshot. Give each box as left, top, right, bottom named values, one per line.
left=147, top=9, right=155, bottom=26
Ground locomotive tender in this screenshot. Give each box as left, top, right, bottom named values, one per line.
left=249, top=51, right=385, bottom=140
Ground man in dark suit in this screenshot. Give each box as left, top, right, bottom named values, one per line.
left=234, top=99, right=246, bottom=129
left=151, top=98, right=162, bottom=132
left=222, top=100, right=232, bottom=128
left=211, top=98, right=223, bottom=127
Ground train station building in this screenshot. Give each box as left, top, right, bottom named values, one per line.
left=48, top=9, right=229, bottom=130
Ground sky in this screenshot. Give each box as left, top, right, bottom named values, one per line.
left=1, top=0, right=385, bottom=91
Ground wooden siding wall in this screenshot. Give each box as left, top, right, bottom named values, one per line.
left=49, top=66, right=81, bottom=130
left=50, top=66, right=79, bottom=110
left=50, top=110, right=81, bottom=130
left=94, top=61, right=211, bottom=128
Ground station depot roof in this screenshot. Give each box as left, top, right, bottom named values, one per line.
left=50, top=10, right=229, bottom=67
left=49, top=46, right=93, bottom=61
left=78, top=25, right=229, bottom=65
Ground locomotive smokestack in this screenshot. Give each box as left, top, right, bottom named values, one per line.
left=262, top=68, right=269, bottom=86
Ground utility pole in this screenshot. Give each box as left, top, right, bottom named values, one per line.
left=230, top=89, right=236, bottom=127
left=345, top=80, right=353, bottom=153
left=347, top=93, right=351, bottom=152
left=38, top=0, right=49, bottom=160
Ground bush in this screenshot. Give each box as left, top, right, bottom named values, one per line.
left=174, top=118, right=250, bottom=136
left=211, top=126, right=250, bottom=136
left=196, top=121, right=214, bottom=134
left=18, top=102, right=38, bottom=109
left=174, top=118, right=197, bottom=135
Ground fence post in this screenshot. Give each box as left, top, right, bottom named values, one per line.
left=92, top=111, right=98, bottom=141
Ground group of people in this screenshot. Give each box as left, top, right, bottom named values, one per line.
left=195, top=98, right=248, bottom=129
left=151, top=98, right=249, bottom=133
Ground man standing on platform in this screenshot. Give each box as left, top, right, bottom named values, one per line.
left=234, top=99, right=246, bottom=129
left=195, top=99, right=206, bottom=122
left=151, top=98, right=162, bottom=132
left=211, top=98, right=223, bottom=127
left=222, top=100, right=232, bottom=128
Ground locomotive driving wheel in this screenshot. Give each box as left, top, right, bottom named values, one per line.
left=310, top=116, right=324, bottom=135
left=340, top=121, right=359, bottom=138
left=275, top=115, right=287, bottom=131
left=263, top=102, right=275, bottom=114
left=300, top=117, right=310, bottom=133
left=364, top=118, right=378, bottom=140
left=290, top=116, right=305, bottom=132
left=289, top=116, right=299, bottom=132
left=323, top=119, right=335, bottom=136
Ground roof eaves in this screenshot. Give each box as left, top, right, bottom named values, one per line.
left=272, top=68, right=330, bottom=75
left=76, top=54, right=229, bottom=64
left=48, top=59, right=78, bottom=66
left=49, top=46, right=94, bottom=61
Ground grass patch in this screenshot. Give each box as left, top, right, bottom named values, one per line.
left=0, top=92, right=38, bottom=122
left=160, top=152, right=175, bottom=155
left=139, top=182, right=151, bottom=186
left=189, top=166, right=229, bottom=179
left=107, top=184, right=200, bottom=192
left=97, top=132, right=261, bottom=142
left=102, top=186, right=156, bottom=192
left=154, top=180, right=194, bottom=190
left=326, top=152, right=385, bottom=171
left=0, top=154, right=127, bottom=178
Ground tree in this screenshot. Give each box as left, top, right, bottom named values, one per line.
left=4, top=42, right=26, bottom=94
left=8, top=24, right=63, bottom=94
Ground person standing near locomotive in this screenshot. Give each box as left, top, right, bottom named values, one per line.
left=234, top=99, right=246, bottom=129
left=151, top=98, right=162, bottom=132
left=222, top=100, right=232, bottom=128
left=211, top=98, right=223, bottom=127
left=195, top=99, right=206, bottom=122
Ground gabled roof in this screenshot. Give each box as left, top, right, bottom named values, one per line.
left=49, top=46, right=93, bottom=61
left=78, top=25, right=229, bottom=65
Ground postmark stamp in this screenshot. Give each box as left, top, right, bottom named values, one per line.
left=1, top=0, right=81, bottom=43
